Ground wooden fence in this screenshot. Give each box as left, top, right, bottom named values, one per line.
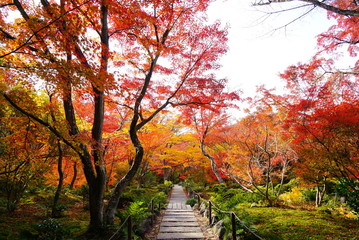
left=109, top=198, right=163, bottom=240
left=188, top=187, right=264, bottom=240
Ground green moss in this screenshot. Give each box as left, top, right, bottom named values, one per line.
left=244, top=207, right=359, bottom=240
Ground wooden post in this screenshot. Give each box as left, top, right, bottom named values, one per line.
left=128, top=215, right=132, bottom=240
left=231, top=212, right=236, bottom=240
left=209, top=201, right=212, bottom=225
left=197, top=194, right=200, bottom=206
left=158, top=202, right=161, bottom=211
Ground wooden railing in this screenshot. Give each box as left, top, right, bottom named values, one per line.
left=109, top=197, right=164, bottom=240
left=187, top=187, right=265, bottom=240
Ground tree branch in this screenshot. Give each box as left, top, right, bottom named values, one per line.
left=0, top=161, right=27, bottom=175
left=253, top=0, right=359, bottom=16
left=2, top=93, right=83, bottom=158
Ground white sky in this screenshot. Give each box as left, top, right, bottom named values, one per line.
left=207, top=0, right=336, bottom=99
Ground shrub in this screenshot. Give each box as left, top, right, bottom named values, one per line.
left=210, top=188, right=262, bottom=209
left=301, top=188, right=316, bottom=202
left=52, top=203, right=68, bottom=218
left=157, top=180, right=173, bottom=194
left=36, top=218, right=66, bottom=240
left=336, top=180, right=359, bottom=213
left=186, top=198, right=197, bottom=207
left=279, top=187, right=304, bottom=203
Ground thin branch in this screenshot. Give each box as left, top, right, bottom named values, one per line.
left=253, top=0, right=359, bottom=16
left=0, top=27, right=16, bottom=39
left=0, top=161, right=27, bottom=175
left=1, top=0, right=92, bottom=59
left=2, top=93, right=83, bottom=158
left=1, top=3, right=15, bottom=8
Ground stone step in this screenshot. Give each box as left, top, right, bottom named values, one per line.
left=162, top=217, right=197, bottom=222
left=159, top=226, right=202, bottom=232
left=165, top=212, right=195, bottom=216
left=160, top=222, right=200, bottom=227
left=157, top=232, right=205, bottom=239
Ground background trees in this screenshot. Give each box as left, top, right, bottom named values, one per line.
left=1, top=0, right=235, bottom=233
left=222, top=107, right=296, bottom=205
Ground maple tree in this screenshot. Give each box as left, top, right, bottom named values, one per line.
left=0, top=90, right=56, bottom=211
left=147, top=116, right=211, bottom=183
left=177, top=76, right=239, bottom=184
left=279, top=60, right=359, bottom=194
left=222, top=106, right=296, bottom=205
left=253, top=0, right=359, bottom=208
left=0, top=0, right=233, bottom=232
left=190, top=107, right=229, bottom=183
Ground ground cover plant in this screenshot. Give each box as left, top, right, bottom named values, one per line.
left=0, top=182, right=170, bottom=239
left=185, top=181, right=359, bottom=240
left=245, top=207, right=359, bottom=240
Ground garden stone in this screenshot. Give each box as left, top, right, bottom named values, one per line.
left=141, top=218, right=152, bottom=234
left=210, top=214, right=219, bottom=226
left=199, top=202, right=206, bottom=214
left=203, top=209, right=209, bottom=218
left=212, top=220, right=225, bottom=239
left=218, top=227, right=226, bottom=239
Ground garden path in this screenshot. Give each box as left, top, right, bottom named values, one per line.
left=156, top=184, right=205, bottom=240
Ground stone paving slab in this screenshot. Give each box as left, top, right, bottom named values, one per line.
left=159, top=227, right=202, bottom=232
left=157, top=232, right=205, bottom=239
left=167, top=204, right=192, bottom=210
left=160, top=222, right=200, bottom=227
left=166, top=210, right=194, bottom=212
left=165, top=212, right=194, bottom=215
left=162, top=217, right=197, bottom=222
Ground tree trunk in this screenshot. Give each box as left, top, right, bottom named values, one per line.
left=104, top=129, right=144, bottom=226
left=315, top=180, right=326, bottom=207
left=276, top=158, right=288, bottom=198
left=69, top=161, right=77, bottom=189
left=52, top=140, right=64, bottom=218
left=200, top=141, right=224, bottom=183
left=87, top=177, right=106, bottom=233
left=86, top=0, right=108, bottom=232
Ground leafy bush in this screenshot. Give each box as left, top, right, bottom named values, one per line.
left=186, top=198, right=197, bottom=207
left=211, top=183, right=227, bottom=193
left=279, top=187, right=304, bottom=203
left=115, top=201, right=152, bottom=238
left=36, top=218, right=66, bottom=240
left=301, top=188, right=316, bottom=202
left=210, top=187, right=262, bottom=209
left=52, top=203, right=68, bottom=218
left=153, top=191, right=168, bottom=209
left=157, top=181, right=173, bottom=194
left=336, top=180, right=359, bottom=213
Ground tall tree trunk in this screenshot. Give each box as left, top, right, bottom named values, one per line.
left=104, top=126, right=144, bottom=226
left=315, top=178, right=326, bottom=207
left=52, top=140, right=64, bottom=217
left=104, top=32, right=161, bottom=225
left=86, top=0, right=109, bottom=232
left=276, top=158, right=288, bottom=198
left=87, top=177, right=106, bottom=232
left=200, top=141, right=224, bottom=183
left=69, top=161, right=77, bottom=189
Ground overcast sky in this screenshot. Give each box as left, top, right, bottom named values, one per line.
left=206, top=0, right=335, bottom=99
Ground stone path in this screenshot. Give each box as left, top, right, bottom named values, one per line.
left=156, top=185, right=205, bottom=240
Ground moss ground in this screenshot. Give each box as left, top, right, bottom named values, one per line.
left=243, top=206, right=359, bottom=240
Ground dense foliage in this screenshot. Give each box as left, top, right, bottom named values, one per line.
left=0, top=0, right=358, bottom=239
